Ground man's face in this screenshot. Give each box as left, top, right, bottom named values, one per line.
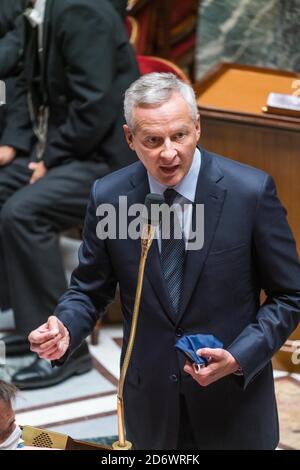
left=0, top=400, right=16, bottom=444
left=123, top=92, right=201, bottom=187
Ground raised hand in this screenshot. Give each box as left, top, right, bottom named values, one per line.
left=28, top=316, right=70, bottom=361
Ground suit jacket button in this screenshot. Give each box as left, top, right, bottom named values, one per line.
left=58, top=95, right=67, bottom=104
left=176, top=328, right=183, bottom=337
left=170, top=374, right=178, bottom=382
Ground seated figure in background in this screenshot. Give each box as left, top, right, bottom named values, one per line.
left=0, top=0, right=139, bottom=389
left=0, top=0, right=32, bottom=163
left=0, top=380, right=22, bottom=450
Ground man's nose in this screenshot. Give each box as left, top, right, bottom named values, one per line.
left=160, top=140, right=177, bottom=159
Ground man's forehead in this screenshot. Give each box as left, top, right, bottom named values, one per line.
left=136, top=121, right=193, bottom=136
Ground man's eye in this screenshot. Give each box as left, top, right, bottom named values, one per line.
left=175, top=133, right=186, bottom=140
left=145, top=137, right=159, bottom=146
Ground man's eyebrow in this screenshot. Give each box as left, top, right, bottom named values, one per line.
left=139, top=127, right=159, bottom=132
left=138, top=128, right=161, bottom=135
left=139, top=125, right=191, bottom=135
left=174, top=125, right=191, bottom=131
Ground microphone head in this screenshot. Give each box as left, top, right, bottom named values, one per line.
left=143, top=193, right=165, bottom=226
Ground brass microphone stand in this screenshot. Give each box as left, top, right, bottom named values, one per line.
left=112, top=222, right=156, bottom=450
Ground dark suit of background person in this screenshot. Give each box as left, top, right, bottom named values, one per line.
left=0, top=0, right=139, bottom=386
left=111, top=0, right=129, bottom=20
left=52, top=146, right=300, bottom=450
left=0, top=0, right=28, bottom=77
left=0, top=0, right=31, bottom=146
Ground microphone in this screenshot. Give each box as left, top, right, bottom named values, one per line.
left=21, top=425, right=111, bottom=450
left=142, top=193, right=164, bottom=224
left=112, top=194, right=164, bottom=451
left=141, top=193, right=164, bottom=251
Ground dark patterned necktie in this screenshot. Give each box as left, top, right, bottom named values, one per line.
left=161, top=189, right=185, bottom=314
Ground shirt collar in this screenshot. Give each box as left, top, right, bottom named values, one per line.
left=25, top=0, right=47, bottom=27
left=147, top=147, right=201, bottom=203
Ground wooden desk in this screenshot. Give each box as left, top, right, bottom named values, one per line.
left=195, top=63, right=300, bottom=372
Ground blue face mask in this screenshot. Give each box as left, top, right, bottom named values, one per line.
left=0, top=424, right=22, bottom=450
left=175, top=333, right=223, bottom=372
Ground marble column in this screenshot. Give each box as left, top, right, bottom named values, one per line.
left=196, top=0, right=300, bottom=79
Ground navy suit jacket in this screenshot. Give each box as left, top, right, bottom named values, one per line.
left=55, top=148, right=300, bottom=449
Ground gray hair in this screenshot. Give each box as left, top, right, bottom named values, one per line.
left=0, top=380, right=17, bottom=404
left=124, top=73, right=198, bottom=130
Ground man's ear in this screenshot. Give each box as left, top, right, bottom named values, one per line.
left=195, top=114, right=201, bottom=141
left=123, top=125, right=135, bottom=150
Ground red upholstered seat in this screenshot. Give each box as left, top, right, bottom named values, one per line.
left=128, top=0, right=198, bottom=81
left=137, top=54, right=190, bottom=83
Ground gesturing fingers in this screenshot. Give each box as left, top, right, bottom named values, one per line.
left=38, top=340, right=66, bottom=359
left=30, top=334, right=62, bottom=353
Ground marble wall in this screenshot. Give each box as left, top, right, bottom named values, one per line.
left=196, top=0, right=300, bottom=79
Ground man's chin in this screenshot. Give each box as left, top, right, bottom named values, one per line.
left=158, top=167, right=183, bottom=186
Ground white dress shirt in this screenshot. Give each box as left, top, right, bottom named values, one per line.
left=147, top=147, right=201, bottom=251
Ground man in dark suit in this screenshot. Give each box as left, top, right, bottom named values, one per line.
left=0, top=0, right=139, bottom=387
left=28, top=73, right=300, bottom=449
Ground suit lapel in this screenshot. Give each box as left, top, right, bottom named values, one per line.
left=177, top=149, right=227, bottom=323
left=23, top=0, right=53, bottom=111
left=128, top=164, right=176, bottom=323
left=40, top=0, right=54, bottom=97
left=128, top=152, right=227, bottom=325
left=145, top=233, right=177, bottom=323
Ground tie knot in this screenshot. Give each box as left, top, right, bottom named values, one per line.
left=164, top=188, right=177, bottom=206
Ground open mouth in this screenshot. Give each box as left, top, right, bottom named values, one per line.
left=160, top=165, right=180, bottom=174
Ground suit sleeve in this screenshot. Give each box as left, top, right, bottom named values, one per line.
left=110, top=0, right=128, bottom=20
left=54, top=181, right=117, bottom=354
left=227, top=175, right=300, bottom=388
left=0, top=26, right=22, bottom=79
left=0, top=16, right=34, bottom=153
left=43, top=4, right=122, bottom=168
left=0, top=70, right=34, bottom=153
left=0, top=4, right=26, bottom=78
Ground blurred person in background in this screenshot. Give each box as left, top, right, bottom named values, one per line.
left=0, top=0, right=33, bottom=158
left=0, top=0, right=139, bottom=389
left=0, top=0, right=28, bottom=79
left=0, top=380, right=22, bottom=450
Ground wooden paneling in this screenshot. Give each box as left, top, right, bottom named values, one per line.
left=199, top=119, right=300, bottom=250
